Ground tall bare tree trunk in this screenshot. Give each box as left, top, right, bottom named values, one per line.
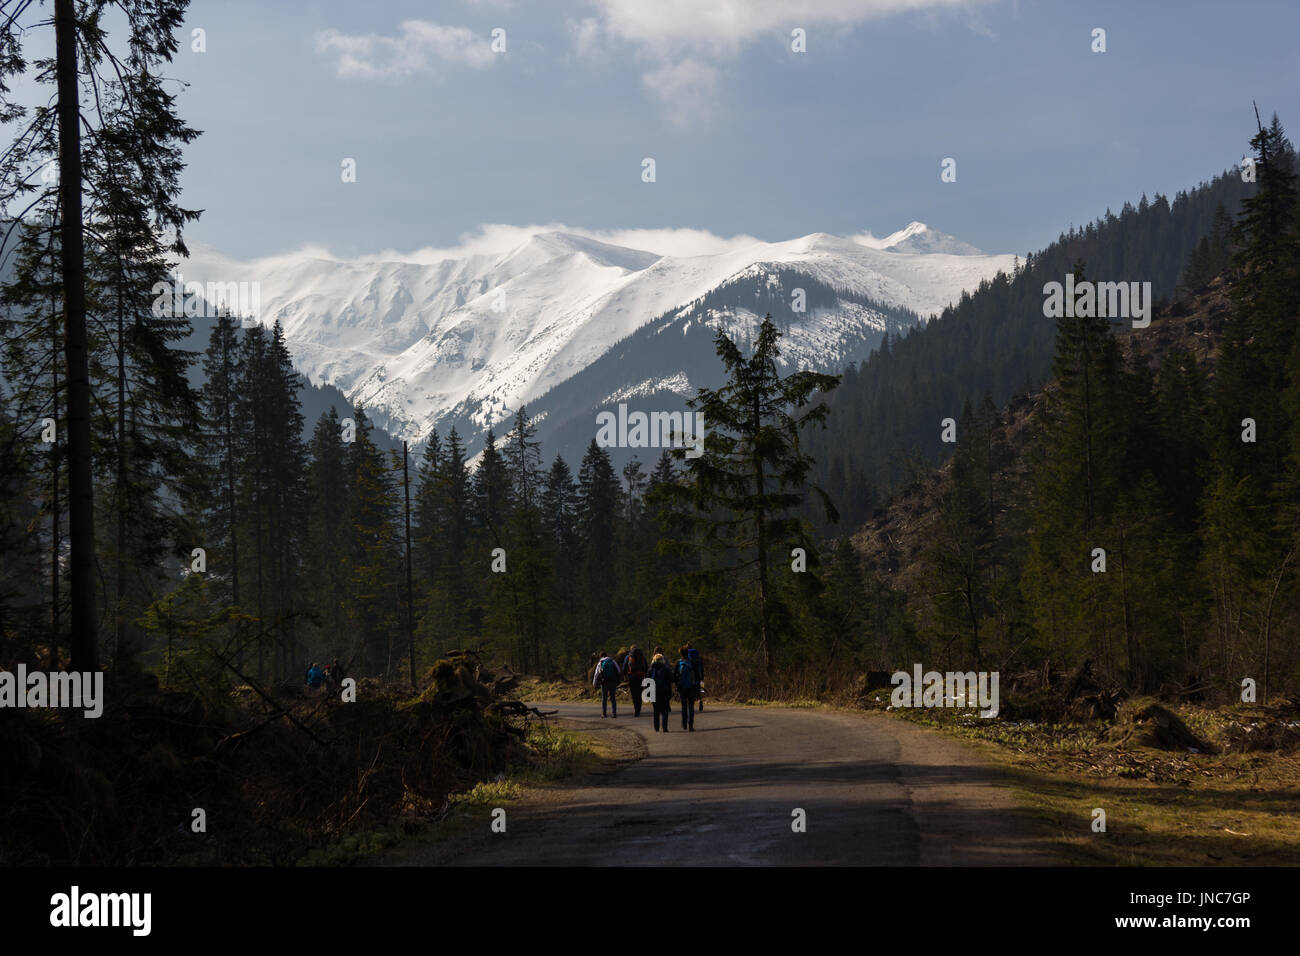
left=404, top=441, right=415, bottom=688
left=753, top=395, right=771, bottom=673
left=49, top=297, right=60, bottom=670
left=115, top=297, right=127, bottom=667
left=55, top=0, right=97, bottom=672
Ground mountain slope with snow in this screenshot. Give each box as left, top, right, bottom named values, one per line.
left=184, top=224, right=1016, bottom=449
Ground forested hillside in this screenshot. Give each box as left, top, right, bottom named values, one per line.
left=808, top=167, right=1262, bottom=528
left=849, top=116, right=1300, bottom=700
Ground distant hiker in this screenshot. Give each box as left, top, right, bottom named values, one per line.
left=687, top=645, right=704, bottom=710
left=329, top=658, right=345, bottom=690
left=624, top=644, right=649, bottom=717
left=306, top=662, right=324, bottom=692
left=593, top=651, right=622, bottom=718
left=648, top=653, right=674, bottom=732
left=676, top=644, right=699, bottom=731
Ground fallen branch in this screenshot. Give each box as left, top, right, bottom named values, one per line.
left=209, top=649, right=330, bottom=748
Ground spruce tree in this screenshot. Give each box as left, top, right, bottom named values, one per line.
left=0, top=0, right=201, bottom=671
left=345, top=409, right=399, bottom=675
left=577, top=438, right=620, bottom=650
left=660, top=315, right=840, bottom=672
left=199, top=313, right=244, bottom=607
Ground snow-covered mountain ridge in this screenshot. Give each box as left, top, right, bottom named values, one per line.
left=183, top=222, right=1016, bottom=449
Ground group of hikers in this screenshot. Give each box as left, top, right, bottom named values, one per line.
left=304, top=659, right=345, bottom=692
left=591, top=644, right=704, bottom=731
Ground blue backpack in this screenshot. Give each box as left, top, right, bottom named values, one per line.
left=599, top=657, right=620, bottom=682
left=677, top=660, right=698, bottom=691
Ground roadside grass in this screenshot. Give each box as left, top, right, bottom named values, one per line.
left=982, top=746, right=1300, bottom=866
left=515, top=725, right=605, bottom=783
left=885, top=696, right=1300, bottom=866
left=514, top=675, right=825, bottom=711
left=305, top=724, right=601, bottom=866
left=516, top=676, right=598, bottom=703
left=739, top=697, right=822, bottom=709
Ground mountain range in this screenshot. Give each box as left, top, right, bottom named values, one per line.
left=184, top=223, right=1016, bottom=463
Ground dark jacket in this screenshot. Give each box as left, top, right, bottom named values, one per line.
left=648, top=660, right=674, bottom=703
left=688, top=647, right=703, bottom=682
left=624, top=649, right=648, bottom=681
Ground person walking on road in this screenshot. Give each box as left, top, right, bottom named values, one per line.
left=687, top=645, right=704, bottom=711
left=623, top=644, right=649, bottom=717
left=648, top=652, right=674, bottom=732
left=676, top=644, right=700, bottom=731
left=593, top=651, right=622, bottom=718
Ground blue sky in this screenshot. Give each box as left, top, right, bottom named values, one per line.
left=169, top=0, right=1300, bottom=261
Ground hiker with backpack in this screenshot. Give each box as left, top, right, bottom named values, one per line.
left=687, top=645, right=704, bottom=711
left=623, top=644, right=649, bottom=717
left=306, top=662, right=325, bottom=692
left=676, top=644, right=700, bottom=731
left=648, top=652, right=674, bottom=732
left=592, top=651, right=622, bottom=718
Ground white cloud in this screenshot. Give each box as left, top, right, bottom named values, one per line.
left=577, top=225, right=762, bottom=258
left=190, top=224, right=767, bottom=274
left=575, top=0, right=990, bottom=120
left=642, top=59, right=721, bottom=128
left=391, top=222, right=764, bottom=263
left=314, top=20, right=495, bottom=80
left=567, top=17, right=605, bottom=61
left=587, top=0, right=986, bottom=55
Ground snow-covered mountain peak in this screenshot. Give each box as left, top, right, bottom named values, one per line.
left=498, top=231, right=661, bottom=274
left=863, top=221, right=986, bottom=256
left=184, top=222, right=1014, bottom=447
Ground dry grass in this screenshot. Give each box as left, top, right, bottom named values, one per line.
left=885, top=693, right=1300, bottom=866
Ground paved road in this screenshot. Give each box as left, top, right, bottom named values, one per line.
left=392, top=701, right=1055, bottom=866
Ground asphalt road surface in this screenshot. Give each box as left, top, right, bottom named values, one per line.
left=390, top=700, right=1055, bottom=866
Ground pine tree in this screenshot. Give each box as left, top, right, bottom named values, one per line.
left=0, top=0, right=201, bottom=671
left=577, top=438, right=620, bottom=650
left=199, top=314, right=244, bottom=607
left=303, top=408, right=350, bottom=663
left=414, top=429, right=444, bottom=591
left=234, top=324, right=270, bottom=674
left=438, top=427, right=473, bottom=649
left=345, top=409, right=399, bottom=675
left=923, top=400, right=992, bottom=668
left=84, top=44, right=201, bottom=667
left=473, top=426, right=511, bottom=542
left=661, top=315, right=840, bottom=672
left=0, top=217, right=71, bottom=665
left=1025, top=261, right=1128, bottom=677
left=1216, top=113, right=1300, bottom=486
left=264, top=323, right=306, bottom=677
left=541, top=453, right=580, bottom=665
left=500, top=407, right=551, bottom=671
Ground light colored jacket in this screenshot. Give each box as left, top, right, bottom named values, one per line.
left=593, top=657, right=619, bottom=686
